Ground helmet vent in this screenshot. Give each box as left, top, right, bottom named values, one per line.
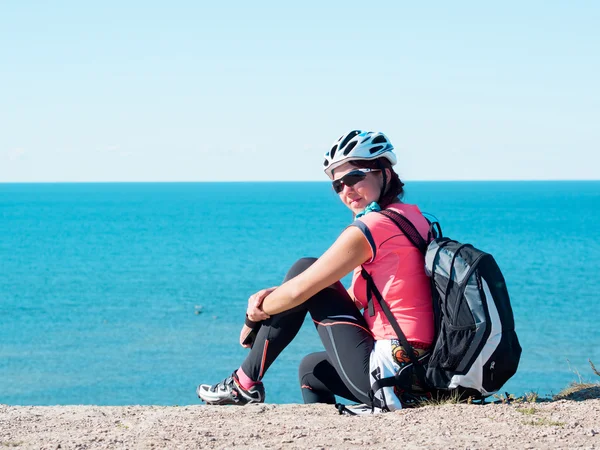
left=339, top=130, right=361, bottom=152
left=369, top=145, right=384, bottom=154
left=330, top=145, right=338, bottom=159
left=323, top=159, right=329, bottom=167
left=371, top=135, right=387, bottom=144
left=343, top=141, right=358, bottom=155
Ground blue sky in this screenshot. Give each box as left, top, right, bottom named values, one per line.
left=1, top=1, right=598, bottom=182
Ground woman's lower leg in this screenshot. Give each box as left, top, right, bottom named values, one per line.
left=238, top=258, right=318, bottom=383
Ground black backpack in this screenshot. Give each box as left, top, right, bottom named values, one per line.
left=362, top=209, right=522, bottom=402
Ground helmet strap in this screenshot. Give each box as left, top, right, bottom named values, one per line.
left=376, top=160, right=387, bottom=204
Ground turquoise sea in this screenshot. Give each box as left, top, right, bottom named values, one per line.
left=1, top=181, right=599, bottom=406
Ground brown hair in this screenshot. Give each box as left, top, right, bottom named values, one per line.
left=349, top=158, right=405, bottom=208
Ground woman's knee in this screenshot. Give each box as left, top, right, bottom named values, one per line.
left=284, top=258, right=345, bottom=294
left=298, top=351, right=325, bottom=383
left=298, top=352, right=337, bottom=404
left=284, top=257, right=317, bottom=282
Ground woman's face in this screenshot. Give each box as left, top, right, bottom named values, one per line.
left=331, top=162, right=383, bottom=215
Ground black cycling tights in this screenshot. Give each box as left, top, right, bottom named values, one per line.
left=240, top=258, right=375, bottom=405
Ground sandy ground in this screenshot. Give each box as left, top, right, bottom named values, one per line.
left=1, top=400, right=599, bottom=449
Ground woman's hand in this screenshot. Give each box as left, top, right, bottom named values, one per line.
left=246, top=286, right=277, bottom=322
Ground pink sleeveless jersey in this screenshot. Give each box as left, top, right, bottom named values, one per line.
left=350, top=203, right=434, bottom=344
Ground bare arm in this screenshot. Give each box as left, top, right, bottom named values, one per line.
left=260, top=226, right=372, bottom=315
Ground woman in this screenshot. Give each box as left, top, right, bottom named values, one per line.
left=197, top=130, right=434, bottom=411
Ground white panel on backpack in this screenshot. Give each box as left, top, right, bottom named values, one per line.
left=448, top=277, right=502, bottom=395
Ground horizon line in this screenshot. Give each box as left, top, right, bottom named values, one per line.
left=1, top=179, right=600, bottom=185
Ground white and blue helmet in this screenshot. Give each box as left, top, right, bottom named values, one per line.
left=323, top=130, right=397, bottom=178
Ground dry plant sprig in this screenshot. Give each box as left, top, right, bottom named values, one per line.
left=421, top=389, right=475, bottom=406
left=590, top=359, right=599, bottom=378
left=524, top=417, right=565, bottom=427
left=515, top=406, right=536, bottom=415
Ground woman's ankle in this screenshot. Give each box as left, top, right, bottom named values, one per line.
left=236, top=368, right=261, bottom=390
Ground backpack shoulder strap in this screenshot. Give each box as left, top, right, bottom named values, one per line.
left=378, top=209, right=428, bottom=255
left=361, top=266, right=428, bottom=387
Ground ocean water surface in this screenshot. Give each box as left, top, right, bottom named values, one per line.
left=1, top=181, right=599, bottom=405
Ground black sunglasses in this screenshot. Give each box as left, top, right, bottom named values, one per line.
left=332, top=169, right=380, bottom=194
